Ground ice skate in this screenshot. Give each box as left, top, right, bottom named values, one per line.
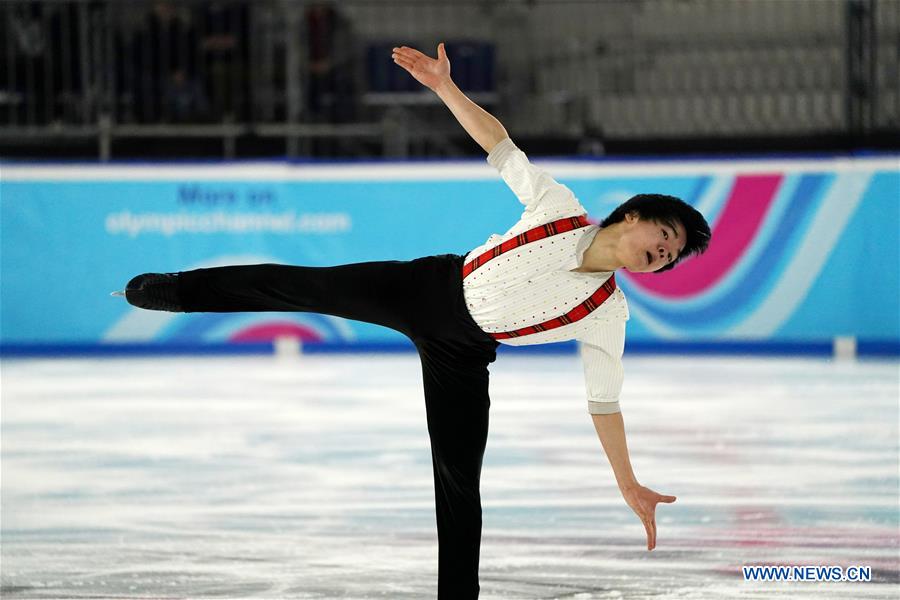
left=122, top=273, right=183, bottom=312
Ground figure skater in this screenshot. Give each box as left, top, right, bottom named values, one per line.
left=122, top=43, right=711, bottom=599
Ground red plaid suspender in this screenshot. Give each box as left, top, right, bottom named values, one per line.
left=462, top=215, right=591, bottom=278
left=462, top=214, right=618, bottom=341
left=488, top=275, right=616, bottom=340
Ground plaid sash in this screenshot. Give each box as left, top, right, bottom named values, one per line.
left=462, top=215, right=590, bottom=278
left=462, top=214, right=617, bottom=340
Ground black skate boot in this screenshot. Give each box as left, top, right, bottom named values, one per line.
left=124, top=273, right=184, bottom=312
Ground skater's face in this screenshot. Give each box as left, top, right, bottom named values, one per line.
left=618, top=212, right=687, bottom=273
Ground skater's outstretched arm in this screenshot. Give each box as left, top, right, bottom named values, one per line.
left=592, top=412, right=676, bottom=551
left=392, top=43, right=509, bottom=153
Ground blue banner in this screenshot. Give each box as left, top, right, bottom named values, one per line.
left=2, top=157, right=897, bottom=353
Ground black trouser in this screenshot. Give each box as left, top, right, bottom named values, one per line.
left=177, top=254, right=499, bottom=598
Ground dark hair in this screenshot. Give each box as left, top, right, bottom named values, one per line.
left=600, top=193, right=711, bottom=273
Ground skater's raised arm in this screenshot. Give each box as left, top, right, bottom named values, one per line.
left=592, top=412, right=676, bottom=551
left=392, top=43, right=508, bottom=153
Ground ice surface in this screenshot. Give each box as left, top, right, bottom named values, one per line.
left=2, top=354, right=898, bottom=598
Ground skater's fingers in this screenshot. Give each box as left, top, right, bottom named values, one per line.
left=392, top=54, right=415, bottom=71
left=392, top=51, right=419, bottom=70
left=399, top=46, right=430, bottom=60
left=392, top=49, right=418, bottom=66
left=393, top=46, right=415, bottom=61
left=658, top=494, right=677, bottom=503
left=642, top=518, right=654, bottom=550
left=395, top=45, right=432, bottom=62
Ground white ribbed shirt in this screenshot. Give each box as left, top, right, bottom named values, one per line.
left=462, top=138, right=628, bottom=415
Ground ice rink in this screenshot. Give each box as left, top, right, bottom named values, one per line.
left=2, top=353, right=898, bottom=599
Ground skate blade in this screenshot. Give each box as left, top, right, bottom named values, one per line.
left=110, top=290, right=126, bottom=297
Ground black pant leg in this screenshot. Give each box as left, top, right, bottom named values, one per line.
left=176, top=254, right=499, bottom=598
left=417, top=340, right=493, bottom=600
left=176, top=261, right=421, bottom=336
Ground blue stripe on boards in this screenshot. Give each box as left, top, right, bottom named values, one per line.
left=3, top=339, right=897, bottom=357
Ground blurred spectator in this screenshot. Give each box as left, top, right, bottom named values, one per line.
left=125, top=2, right=200, bottom=123
left=200, top=1, right=249, bottom=122
left=164, top=68, right=210, bottom=122
left=119, top=1, right=249, bottom=124
left=6, top=3, right=47, bottom=124
left=4, top=2, right=101, bottom=125
left=303, top=2, right=359, bottom=124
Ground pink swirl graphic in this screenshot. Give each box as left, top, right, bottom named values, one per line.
left=229, top=321, right=324, bottom=343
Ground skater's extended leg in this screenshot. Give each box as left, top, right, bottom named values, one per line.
left=129, top=261, right=425, bottom=336
left=417, top=340, right=495, bottom=599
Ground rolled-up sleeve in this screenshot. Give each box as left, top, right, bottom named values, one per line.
left=487, top=137, right=584, bottom=215
left=578, top=321, right=626, bottom=415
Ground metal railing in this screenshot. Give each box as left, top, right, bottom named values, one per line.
left=1, top=0, right=897, bottom=160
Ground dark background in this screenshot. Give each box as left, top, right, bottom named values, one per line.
left=1, top=0, right=898, bottom=160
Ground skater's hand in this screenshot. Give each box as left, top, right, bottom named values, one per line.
left=392, top=43, right=451, bottom=92
left=620, top=484, right=676, bottom=550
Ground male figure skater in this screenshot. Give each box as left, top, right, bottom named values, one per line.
left=123, top=43, right=711, bottom=598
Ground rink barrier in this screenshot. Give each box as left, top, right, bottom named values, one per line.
left=2, top=155, right=898, bottom=352
left=1, top=339, right=897, bottom=358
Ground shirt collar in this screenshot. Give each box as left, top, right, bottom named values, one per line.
left=570, top=225, right=614, bottom=277
left=575, top=225, right=599, bottom=264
